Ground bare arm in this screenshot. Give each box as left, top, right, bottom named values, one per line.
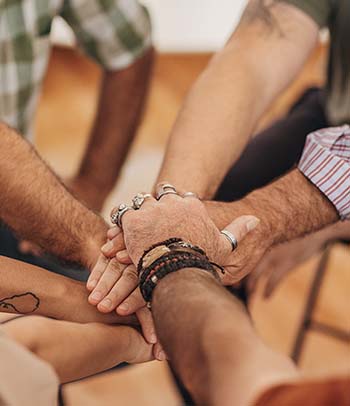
left=152, top=269, right=298, bottom=405
left=3, top=316, right=152, bottom=383
left=72, top=49, right=154, bottom=211
left=0, top=255, right=135, bottom=324
left=205, top=169, right=339, bottom=283
left=0, top=123, right=107, bottom=269
left=156, top=1, right=319, bottom=198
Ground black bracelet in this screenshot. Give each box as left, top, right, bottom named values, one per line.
left=137, top=238, right=208, bottom=276
left=140, top=252, right=218, bottom=303
left=139, top=250, right=208, bottom=286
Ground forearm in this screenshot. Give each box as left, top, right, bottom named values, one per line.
left=152, top=269, right=297, bottom=405
left=0, top=256, right=136, bottom=325
left=156, top=3, right=318, bottom=198
left=27, top=320, right=137, bottom=383
left=0, top=123, right=107, bottom=268
left=206, top=169, right=339, bottom=244
left=75, top=49, right=154, bottom=209
left=157, top=54, right=264, bottom=198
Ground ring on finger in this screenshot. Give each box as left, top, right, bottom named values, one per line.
left=156, top=182, right=178, bottom=200
left=110, top=203, right=134, bottom=228
left=132, top=193, right=153, bottom=210
left=221, top=229, right=238, bottom=252
left=157, top=190, right=179, bottom=200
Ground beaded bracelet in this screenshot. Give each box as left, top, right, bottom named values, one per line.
left=139, top=247, right=218, bottom=303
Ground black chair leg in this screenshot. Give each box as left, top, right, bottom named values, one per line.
left=291, top=245, right=331, bottom=364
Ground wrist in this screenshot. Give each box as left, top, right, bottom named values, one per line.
left=80, top=218, right=108, bottom=270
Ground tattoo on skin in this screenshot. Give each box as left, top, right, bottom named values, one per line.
left=0, top=292, right=40, bottom=314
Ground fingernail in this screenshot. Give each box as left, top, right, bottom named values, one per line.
left=89, top=291, right=102, bottom=302
left=150, top=333, right=157, bottom=344
left=100, top=298, right=112, bottom=309
left=158, top=351, right=166, bottom=361
left=246, top=217, right=260, bottom=232
left=87, top=280, right=97, bottom=290
left=118, top=302, right=129, bottom=313
left=101, top=241, right=113, bottom=254
left=117, top=251, right=127, bottom=260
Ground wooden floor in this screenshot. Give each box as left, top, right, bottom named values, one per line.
left=34, top=46, right=349, bottom=405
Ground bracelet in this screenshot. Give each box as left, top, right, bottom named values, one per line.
left=138, top=238, right=218, bottom=303
left=137, top=238, right=207, bottom=275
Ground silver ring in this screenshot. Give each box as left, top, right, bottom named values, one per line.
left=221, top=230, right=238, bottom=252
left=157, top=190, right=178, bottom=200
left=183, top=192, right=199, bottom=199
left=156, top=182, right=178, bottom=200
left=110, top=203, right=134, bottom=228
left=132, top=193, right=152, bottom=210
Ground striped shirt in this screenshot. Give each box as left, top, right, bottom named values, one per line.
left=299, top=125, right=350, bottom=220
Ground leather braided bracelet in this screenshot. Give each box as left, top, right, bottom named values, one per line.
left=138, top=239, right=219, bottom=303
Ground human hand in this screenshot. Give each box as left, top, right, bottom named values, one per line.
left=246, top=221, right=350, bottom=298
left=204, top=200, right=275, bottom=285
left=120, top=194, right=259, bottom=279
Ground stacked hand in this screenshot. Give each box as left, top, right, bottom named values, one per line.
left=86, top=191, right=260, bottom=359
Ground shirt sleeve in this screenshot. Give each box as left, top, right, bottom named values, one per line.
left=298, top=125, right=350, bottom=220
left=60, top=0, right=152, bottom=70
left=279, top=0, right=334, bottom=28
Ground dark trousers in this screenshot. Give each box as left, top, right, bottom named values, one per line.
left=216, top=88, right=328, bottom=202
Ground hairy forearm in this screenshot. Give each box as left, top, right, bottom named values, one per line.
left=156, top=2, right=318, bottom=198
left=0, top=256, right=136, bottom=325
left=152, top=269, right=297, bottom=405
left=76, top=49, right=154, bottom=210
left=206, top=169, right=339, bottom=244
left=0, top=123, right=107, bottom=268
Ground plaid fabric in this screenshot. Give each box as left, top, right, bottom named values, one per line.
left=0, top=0, right=151, bottom=139
left=299, top=125, right=350, bottom=220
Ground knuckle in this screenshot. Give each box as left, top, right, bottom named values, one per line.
left=124, top=268, right=138, bottom=282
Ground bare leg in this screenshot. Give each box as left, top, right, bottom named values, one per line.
left=152, top=269, right=299, bottom=406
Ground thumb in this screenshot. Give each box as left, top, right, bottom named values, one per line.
left=220, top=215, right=260, bottom=255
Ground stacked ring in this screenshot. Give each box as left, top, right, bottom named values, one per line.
left=156, top=183, right=178, bottom=200
left=110, top=203, right=134, bottom=228
left=132, top=193, right=152, bottom=210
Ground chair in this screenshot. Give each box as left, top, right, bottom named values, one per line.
left=291, top=241, right=350, bottom=364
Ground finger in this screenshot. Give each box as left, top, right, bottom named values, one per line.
left=136, top=307, right=157, bottom=344
left=107, top=226, right=121, bottom=240
left=97, top=264, right=138, bottom=312
left=116, top=249, right=133, bottom=265
left=138, top=194, right=157, bottom=209
left=87, top=254, right=109, bottom=291
left=88, top=258, right=124, bottom=305
left=157, top=191, right=182, bottom=203
left=101, top=233, right=125, bottom=257
left=220, top=215, right=260, bottom=256
left=153, top=341, right=167, bottom=361
left=117, top=288, right=145, bottom=315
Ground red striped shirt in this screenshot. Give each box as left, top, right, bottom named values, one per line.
left=299, top=125, right=350, bottom=220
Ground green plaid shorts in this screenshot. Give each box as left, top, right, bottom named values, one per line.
left=0, top=0, right=151, bottom=139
